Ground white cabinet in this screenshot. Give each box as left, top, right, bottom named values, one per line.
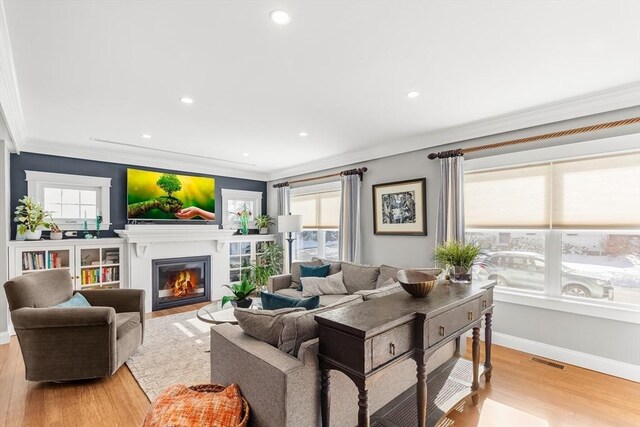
left=9, top=238, right=126, bottom=290
left=227, top=235, right=276, bottom=284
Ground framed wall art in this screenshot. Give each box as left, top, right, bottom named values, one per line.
left=372, top=178, right=427, bottom=235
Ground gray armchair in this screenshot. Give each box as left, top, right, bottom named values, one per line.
left=4, top=269, right=145, bottom=382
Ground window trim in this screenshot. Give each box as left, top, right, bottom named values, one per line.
left=221, top=188, right=263, bottom=229
left=25, top=170, right=111, bottom=231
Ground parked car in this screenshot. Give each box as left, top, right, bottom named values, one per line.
left=475, top=251, right=614, bottom=300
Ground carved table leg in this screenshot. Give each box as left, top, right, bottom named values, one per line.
left=320, top=369, right=331, bottom=427
left=484, top=312, right=493, bottom=382
left=416, top=358, right=427, bottom=427
left=357, top=386, right=370, bottom=427
left=471, top=326, right=480, bottom=405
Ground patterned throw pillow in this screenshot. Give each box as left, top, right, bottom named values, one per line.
left=143, top=384, right=244, bottom=427
left=301, top=271, right=348, bottom=297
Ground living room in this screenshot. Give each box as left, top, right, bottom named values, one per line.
left=0, top=1, right=638, bottom=426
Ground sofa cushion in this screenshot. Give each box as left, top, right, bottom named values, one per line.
left=275, top=288, right=304, bottom=299
left=312, top=258, right=342, bottom=276
left=301, top=271, right=348, bottom=297
left=355, top=282, right=403, bottom=301
left=318, top=294, right=350, bottom=306
left=54, top=293, right=92, bottom=308
left=235, top=307, right=304, bottom=347
left=261, top=292, right=320, bottom=311
left=290, top=259, right=323, bottom=289
left=341, top=262, right=380, bottom=294
left=115, top=312, right=140, bottom=339
left=278, top=294, right=363, bottom=356
left=377, top=265, right=400, bottom=288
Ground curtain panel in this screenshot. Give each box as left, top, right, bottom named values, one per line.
left=339, top=174, right=361, bottom=263
left=436, top=156, right=465, bottom=244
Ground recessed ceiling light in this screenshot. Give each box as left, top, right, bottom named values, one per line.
left=242, top=152, right=250, bottom=157
left=406, top=91, right=420, bottom=98
left=179, top=97, right=194, bottom=104
left=298, top=132, right=308, bottom=137
left=270, top=10, right=291, bottom=25
left=141, top=134, right=152, bottom=139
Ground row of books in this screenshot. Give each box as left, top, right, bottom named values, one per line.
left=81, top=267, right=120, bottom=285
left=22, top=251, right=65, bottom=271
left=103, top=249, right=120, bottom=265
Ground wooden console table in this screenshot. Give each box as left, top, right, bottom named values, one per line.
left=315, top=280, right=494, bottom=427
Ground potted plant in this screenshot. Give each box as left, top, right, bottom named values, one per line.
left=14, top=196, right=52, bottom=240
left=433, top=240, right=483, bottom=284
left=249, top=243, right=284, bottom=293
left=255, top=214, right=275, bottom=235
left=221, top=275, right=256, bottom=308
left=49, top=223, right=63, bottom=240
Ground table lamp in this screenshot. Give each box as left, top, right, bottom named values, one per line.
left=278, top=214, right=303, bottom=272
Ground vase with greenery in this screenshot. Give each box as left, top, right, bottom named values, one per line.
left=230, top=204, right=252, bottom=235
left=14, top=196, right=52, bottom=240
left=221, top=275, right=256, bottom=308
left=255, top=214, right=275, bottom=234
left=249, top=243, right=284, bottom=293
left=49, top=223, right=63, bottom=240
left=433, top=240, right=483, bottom=283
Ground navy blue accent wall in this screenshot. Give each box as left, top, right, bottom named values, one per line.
left=10, top=152, right=267, bottom=239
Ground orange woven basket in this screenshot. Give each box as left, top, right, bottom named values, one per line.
left=188, top=384, right=250, bottom=427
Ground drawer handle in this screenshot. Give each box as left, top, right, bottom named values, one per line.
left=468, top=311, right=474, bottom=321
left=482, top=299, right=488, bottom=308
left=439, top=326, right=445, bottom=337
left=389, top=343, right=396, bottom=356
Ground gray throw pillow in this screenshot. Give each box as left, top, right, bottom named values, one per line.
left=341, top=262, right=380, bottom=294
left=278, top=294, right=363, bottom=356
left=235, top=307, right=304, bottom=347
left=290, top=259, right=323, bottom=289
left=301, top=271, right=348, bottom=297
left=376, top=264, right=400, bottom=288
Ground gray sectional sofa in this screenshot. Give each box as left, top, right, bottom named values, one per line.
left=210, top=259, right=449, bottom=427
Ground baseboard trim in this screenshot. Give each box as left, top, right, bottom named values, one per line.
left=492, top=332, right=640, bottom=382
left=0, top=331, right=10, bottom=345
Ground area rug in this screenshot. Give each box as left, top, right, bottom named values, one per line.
left=126, top=311, right=212, bottom=402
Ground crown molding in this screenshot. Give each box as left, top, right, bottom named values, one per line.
left=267, top=82, right=640, bottom=181
left=20, top=139, right=270, bottom=182
left=0, top=1, right=25, bottom=153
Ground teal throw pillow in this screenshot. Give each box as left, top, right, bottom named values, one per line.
left=298, top=264, right=331, bottom=291
left=261, top=292, right=320, bottom=311
left=55, top=293, right=91, bottom=308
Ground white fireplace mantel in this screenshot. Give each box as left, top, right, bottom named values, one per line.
left=115, top=224, right=237, bottom=257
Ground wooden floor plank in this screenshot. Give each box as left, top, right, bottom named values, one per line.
left=0, top=303, right=638, bottom=426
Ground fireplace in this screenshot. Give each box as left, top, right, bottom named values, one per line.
left=152, top=256, right=211, bottom=311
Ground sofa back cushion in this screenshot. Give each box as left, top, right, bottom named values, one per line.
left=235, top=307, right=304, bottom=347
left=4, top=269, right=73, bottom=311
left=340, top=262, right=380, bottom=294
left=311, top=258, right=342, bottom=276
left=278, top=294, right=363, bottom=356
left=376, top=265, right=400, bottom=288
left=290, top=259, right=323, bottom=289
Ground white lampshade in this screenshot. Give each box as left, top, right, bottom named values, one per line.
left=278, top=214, right=303, bottom=233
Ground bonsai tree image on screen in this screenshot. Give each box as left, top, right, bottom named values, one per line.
left=127, top=169, right=216, bottom=220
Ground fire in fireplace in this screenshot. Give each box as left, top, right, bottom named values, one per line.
left=152, top=256, right=211, bottom=311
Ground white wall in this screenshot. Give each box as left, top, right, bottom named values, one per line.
left=267, top=106, right=640, bottom=377
left=0, top=140, right=10, bottom=344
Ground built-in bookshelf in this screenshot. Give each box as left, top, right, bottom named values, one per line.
left=228, top=235, right=275, bottom=284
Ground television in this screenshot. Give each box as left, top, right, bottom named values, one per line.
left=127, top=168, right=215, bottom=221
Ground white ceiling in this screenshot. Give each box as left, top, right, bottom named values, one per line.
left=4, top=0, right=640, bottom=180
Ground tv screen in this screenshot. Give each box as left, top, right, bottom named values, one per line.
left=127, top=168, right=215, bottom=221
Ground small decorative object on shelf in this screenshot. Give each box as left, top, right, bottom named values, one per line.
left=49, top=223, right=63, bottom=240
left=230, top=204, right=252, bottom=235
left=95, top=212, right=103, bottom=239
left=433, top=240, right=484, bottom=284
left=255, top=214, right=275, bottom=235
left=14, top=196, right=52, bottom=240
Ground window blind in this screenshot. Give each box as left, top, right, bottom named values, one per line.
left=464, top=152, right=640, bottom=229
left=291, top=190, right=341, bottom=229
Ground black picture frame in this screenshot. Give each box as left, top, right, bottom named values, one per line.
left=372, top=178, right=427, bottom=236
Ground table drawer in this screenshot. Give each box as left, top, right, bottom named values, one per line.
left=371, top=322, right=414, bottom=370
left=481, top=291, right=493, bottom=311
left=428, top=298, right=480, bottom=347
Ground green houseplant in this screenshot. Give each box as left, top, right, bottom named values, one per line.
left=433, top=240, right=483, bottom=283
left=255, top=214, right=275, bottom=235
left=222, top=276, right=256, bottom=308
left=249, top=243, right=284, bottom=292
left=14, top=196, right=52, bottom=240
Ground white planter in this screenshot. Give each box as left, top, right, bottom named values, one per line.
left=24, top=229, right=42, bottom=240
left=259, top=228, right=268, bottom=235
left=50, top=231, right=63, bottom=240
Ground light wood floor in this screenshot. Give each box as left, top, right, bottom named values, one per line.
left=1, top=302, right=638, bottom=427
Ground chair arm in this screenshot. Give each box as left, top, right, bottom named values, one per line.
left=10, top=306, right=115, bottom=329
left=269, top=274, right=293, bottom=293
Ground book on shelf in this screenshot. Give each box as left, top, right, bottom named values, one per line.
left=22, top=252, right=47, bottom=271
left=103, top=249, right=119, bottom=265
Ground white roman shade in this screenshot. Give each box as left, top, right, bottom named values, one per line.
left=291, top=190, right=340, bottom=229
left=464, top=151, right=640, bottom=230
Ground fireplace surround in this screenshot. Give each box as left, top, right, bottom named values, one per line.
left=152, top=256, right=211, bottom=311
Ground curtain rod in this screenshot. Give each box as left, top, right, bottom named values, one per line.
left=272, top=167, right=368, bottom=188
left=427, top=117, right=640, bottom=159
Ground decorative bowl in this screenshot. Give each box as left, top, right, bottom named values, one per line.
left=397, top=269, right=440, bottom=298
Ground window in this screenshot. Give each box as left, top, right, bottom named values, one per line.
left=221, top=189, right=263, bottom=230
left=26, top=171, right=111, bottom=230
left=290, top=183, right=341, bottom=261
left=466, top=151, right=640, bottom=307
